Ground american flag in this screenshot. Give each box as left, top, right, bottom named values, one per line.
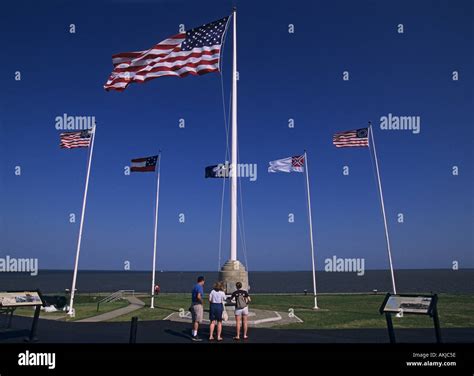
left=333, top=128, right=369, bottom=148
left=60, top=130, right=93, bottom=149
left=131, top=155, right=159, bottom=172
left=104, top=16, right=230, bottom=91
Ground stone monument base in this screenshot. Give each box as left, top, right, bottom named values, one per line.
left=218, top=259, right=249, bottom=293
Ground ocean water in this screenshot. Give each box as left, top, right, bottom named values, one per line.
left=0, top=269, right=472, bottom=294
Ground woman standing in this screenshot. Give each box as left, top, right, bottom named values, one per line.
left=230, top=282, right=251, bottom=340
left=208, top=281, right=227, bottom=341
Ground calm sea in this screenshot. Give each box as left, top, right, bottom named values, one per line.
left=0, top=269, right=472, bottom=294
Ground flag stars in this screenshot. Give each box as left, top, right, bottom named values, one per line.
left=181, top=16, right=228, bottom=51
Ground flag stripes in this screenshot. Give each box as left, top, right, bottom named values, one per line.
left=60, top=130, right=92, bottom=149
left=104, top=16, right=230, bottom=91
left=333, top=128, right=369, bottom=148
left=131, top=155, right=159, bottom=172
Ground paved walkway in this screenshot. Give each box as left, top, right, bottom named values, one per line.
left=1, top=315, right=473, bottom=343
left=77, top=296, right=145, bottom=322
left=165, top=308, right=303, bottom=327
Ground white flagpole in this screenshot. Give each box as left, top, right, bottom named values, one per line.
left=230, top=7, right=238, bottom=262
left=67, top=125, right=97, bottom=317
left=150, top=152, right=161, bottom=309
left=368, top=124, right=397, bottom=294
left=304, top=151, right=319, bottom=309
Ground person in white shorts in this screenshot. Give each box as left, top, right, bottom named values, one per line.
left=230, top=282, right=251, bottom=340
left=189, top=276, right=205, bottom=341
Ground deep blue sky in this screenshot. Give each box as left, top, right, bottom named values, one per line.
left=0, top=0, right=472, bottom=271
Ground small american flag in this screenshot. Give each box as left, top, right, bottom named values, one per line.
left=333, top=128, right=369, bottom=148
left=131, top=155, right=159, bottom=172
left=60, top=130, right=93, bottom=149
left=104, top=16, right=230, bottom=91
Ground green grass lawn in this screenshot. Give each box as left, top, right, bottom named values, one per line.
left=14, top=295, right=129, bottom=322
left=250, top=294, right=474, bottom=329
left=111, top=294, right=187, bottom=322
left=13, top=293, right=474, bottom=329
left=108, top=293, right=474, bottom=329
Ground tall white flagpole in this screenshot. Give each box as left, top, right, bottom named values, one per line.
left=368, top=124, right=397, bottom=294
left=304, top=151, right=319, bottom=309
left=67, top=125, right=97, bottom=317
left=230, top=7, right=238, bottom=262
left=150, top=152, right=161, bottom=309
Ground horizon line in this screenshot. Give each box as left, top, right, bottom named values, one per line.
left=6, top=267, right=473, bottom=273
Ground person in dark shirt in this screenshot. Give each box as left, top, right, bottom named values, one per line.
left=190, top=276, right=205, bottom=341
left=230, top=282, right=251, bottom=340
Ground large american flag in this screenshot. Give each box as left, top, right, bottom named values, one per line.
left=333, top=128, right=369, bottom=148
left=60, top=130, right=93, bottom=149
left=104, top=16, right=230, bottom=91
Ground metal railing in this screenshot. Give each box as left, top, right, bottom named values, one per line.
left=96, top=290, right=135, bottom=312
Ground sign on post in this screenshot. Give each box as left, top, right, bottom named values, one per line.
left=379, top=293, right=441, bottom=343
left=0, top=290, right=44, bottom=342
left=0, top=291, right=43, bottom=307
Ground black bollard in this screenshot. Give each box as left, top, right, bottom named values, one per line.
left=129, top=316, right=138, bottom=344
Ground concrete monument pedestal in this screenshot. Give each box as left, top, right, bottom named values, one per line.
left=218, top=259, right=249, bottom=293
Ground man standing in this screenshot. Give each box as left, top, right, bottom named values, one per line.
left=190, top=276, right=205, bottom=341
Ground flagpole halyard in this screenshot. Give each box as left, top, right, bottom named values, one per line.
left=150, top=151, right=161, bottom=309
left=368, top=123, right=397, bottom=294
left=304, top=151, right=319, bottom=309
left=67, top=125, right=96, bottom=317
left=230, top=7, right=238, bottom=262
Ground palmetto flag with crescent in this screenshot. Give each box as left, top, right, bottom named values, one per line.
left=205, top=163, right=229, bottom=178
left=268, top=155, right=305, bottom=173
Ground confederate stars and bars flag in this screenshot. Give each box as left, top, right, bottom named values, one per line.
left=268, top=155, right=305, bottom=173
left=333, top=128, right=369, bottom=148
left=131, top=155, right=159, bottom=172
left=104, top=16, right=230, bottom=91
